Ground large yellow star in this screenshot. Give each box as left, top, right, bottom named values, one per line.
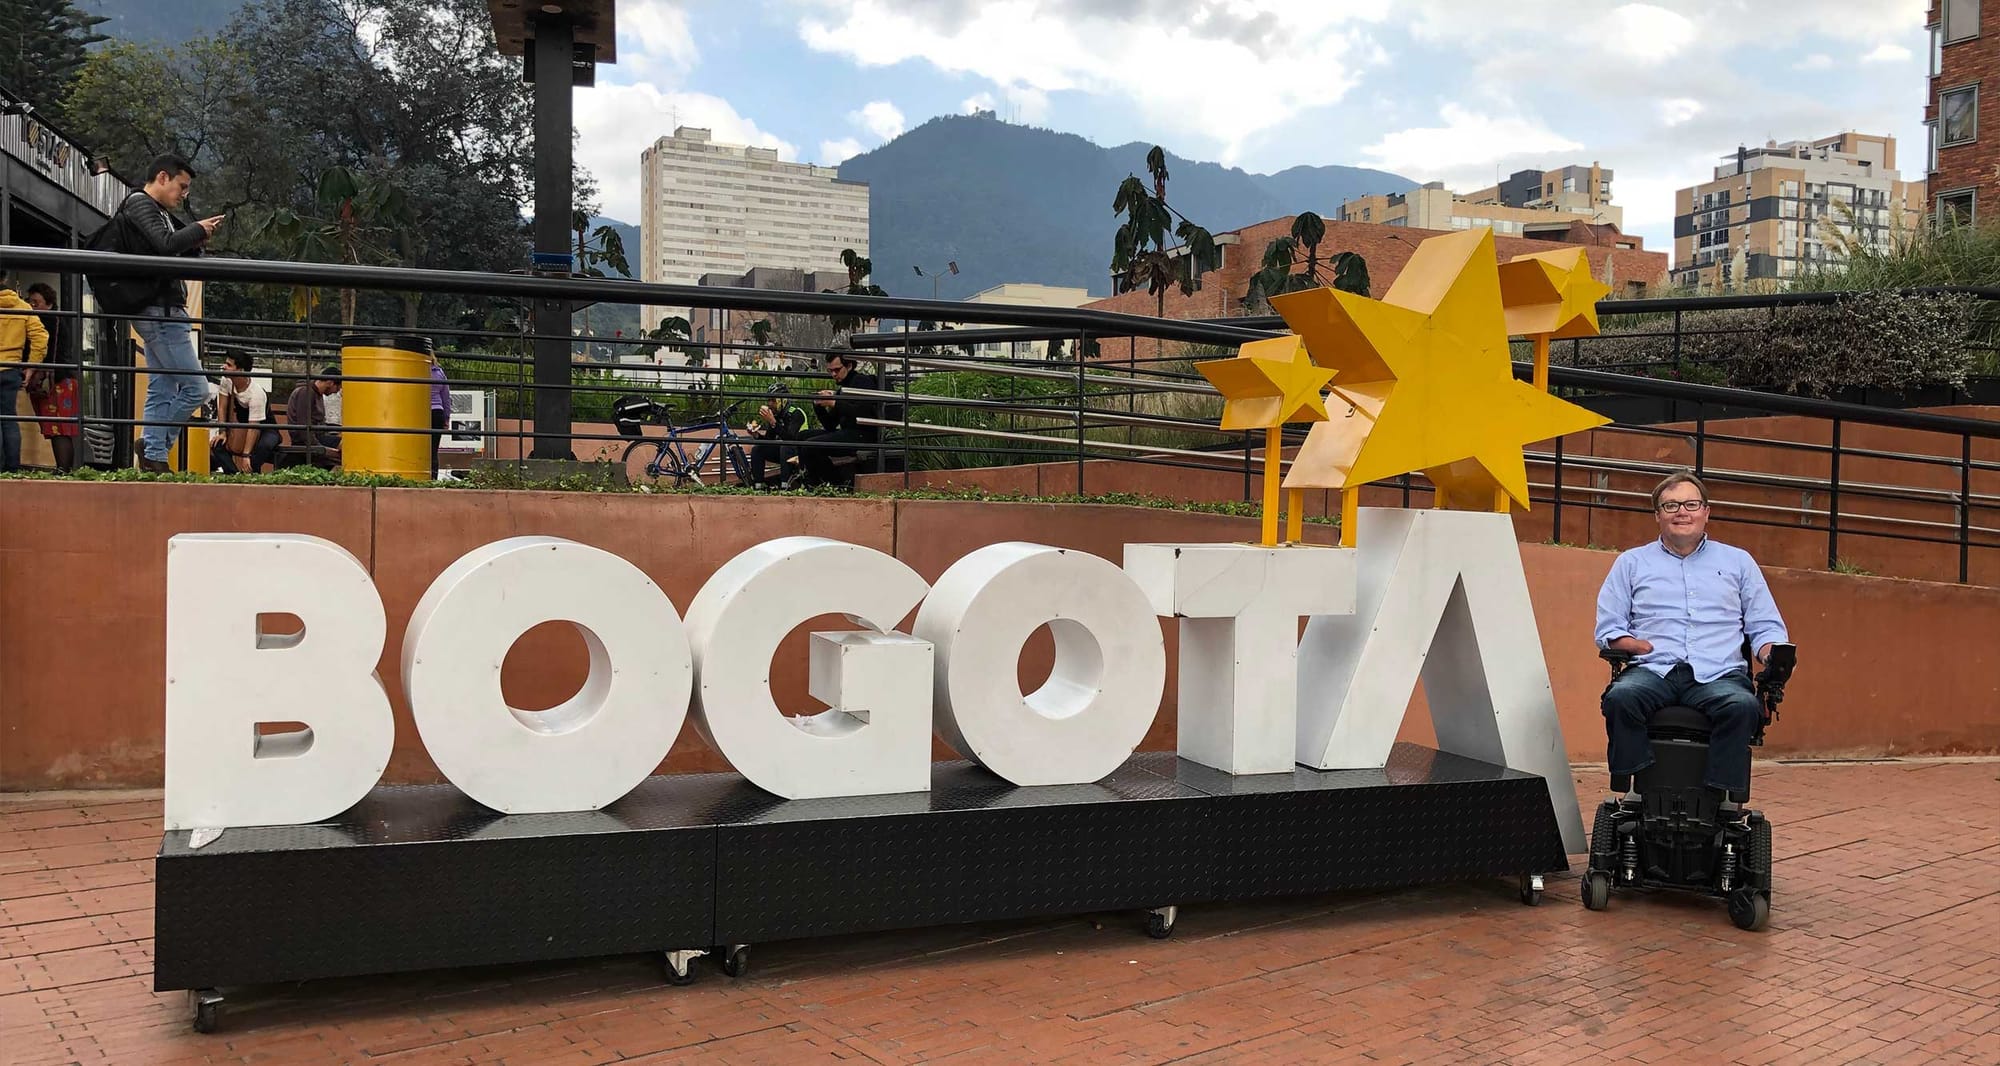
left=1270, top=228, right=1609, bottom=509
left=1499, top=247, right=1610, bottom=339
left=1196, top=335, right=1335, bottom=430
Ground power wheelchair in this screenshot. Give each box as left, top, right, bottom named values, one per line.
left=1582, top=642, right=1797, bottom=930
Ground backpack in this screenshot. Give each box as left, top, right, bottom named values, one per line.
left=82, top=198, right=160, bottom=315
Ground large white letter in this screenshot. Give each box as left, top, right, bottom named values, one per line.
left=1125, top=543, right=1356, bottom=774
left=165, top=534, right=394, bottom=831
left=684, top=537, right=932, bottom=799
left=1296, top=508, right=1584, bottom=851
left=401, top=537, right=691, bottom=814
left=915, top=543, right=1165, bottom=786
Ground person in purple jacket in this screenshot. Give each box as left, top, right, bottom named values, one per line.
left=428, top=353, right=448, bottom=478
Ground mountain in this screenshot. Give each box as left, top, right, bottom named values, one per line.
left=81, top=0, right=245, bottom=43
left=835, top=113, right=1416, bottom=300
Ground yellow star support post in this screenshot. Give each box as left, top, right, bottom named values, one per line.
left=1195, top=335, right=1335, bottom=546
left=1267, top=228, right=1610, bottom=531
left=1498, top=247, right=1610, bottom=390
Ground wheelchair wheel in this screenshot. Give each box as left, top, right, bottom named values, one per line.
left=1728, top=889, right=1769, bottom=932
left=1583, top=872, right=1611, bottom=911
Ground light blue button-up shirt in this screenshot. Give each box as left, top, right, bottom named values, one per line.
left=1595, top=536, right=1789, bottom=682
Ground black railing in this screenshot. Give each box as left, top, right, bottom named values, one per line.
left=0, top=245, right=1996, bottom=583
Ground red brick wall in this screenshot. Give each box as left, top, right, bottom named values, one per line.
left=1084, top=217, right=1669, bottom=324
left=1929, top=0, right=2000, bottom=216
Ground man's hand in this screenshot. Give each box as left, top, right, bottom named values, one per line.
left=1756, top=643, right=1773, bottom=665
left=814, top=388, right=835, bottom=409
left=1607, top=636, right=1653, bottom=655
left=197, top=215, right=225, bottom=236
left=758, top=404, right=774, bottom=423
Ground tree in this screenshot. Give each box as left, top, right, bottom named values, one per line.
left=0, top=0, right=108, bottom=123
left=823, top=248, right=890, bottom=334
left=1108, top=146, right=1216, bottom=317
left=570, top=207, right=630, bottom=350
left=637, top=316, right=703, bottom=368
left=748, top=319, right=774, bottom=347
left=250, top=166, right=412, bottom=325
left=1245, top=211, right=1370, bottom=311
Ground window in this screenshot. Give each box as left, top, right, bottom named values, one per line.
left=1939, top=188, right=1976, bottom=226
left=1942, top=84, right=1978, bottom=145
left=1928, top=119, right=1940, bottom=172
left=1945, top=0, right=1980, bottom=42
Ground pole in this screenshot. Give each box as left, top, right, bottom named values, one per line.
left=1285, top=487, right=1303, bottom=544
left=1532, top=334, right=1550, bottom=391
left=1340, top=488, right=1358, bottom=549
left=530, top=17, right=575, bottom=459
left=1261, top=425, right=1281, bottom=545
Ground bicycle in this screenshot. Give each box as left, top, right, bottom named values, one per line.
left=613, top=397, right=757, bottom=489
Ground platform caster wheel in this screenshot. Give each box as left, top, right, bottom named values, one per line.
left=1728, top=890, right=1770, bottom=932
left=1145, top=905, right=1177, bottom=940
left=189, top=989, right=223, bottom=1033
left=1582, top=872, right=1611, bottom=911
left=719, top=944, right=749, bottom=979
left=662, top=949, right=704, bottom=986
left=1518, top=873, right=1544, bottom=906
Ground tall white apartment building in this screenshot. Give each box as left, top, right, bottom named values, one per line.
left=638, top=127, right=871, bottom=335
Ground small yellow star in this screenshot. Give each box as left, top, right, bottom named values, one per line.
left=1499, top=247, right=1610, bottom=339
left=1196, top=335, right=1335, bottom=430
left=1268, top=228, right=1609, bottom=509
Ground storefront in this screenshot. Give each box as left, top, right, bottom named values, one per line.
left=1, top=91, right=130, bottom=468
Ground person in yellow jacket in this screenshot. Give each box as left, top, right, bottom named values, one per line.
left=0, top=278, right=51, bottom=472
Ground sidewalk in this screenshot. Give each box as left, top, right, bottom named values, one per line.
left=3, top=760, right=1997, bottom=1065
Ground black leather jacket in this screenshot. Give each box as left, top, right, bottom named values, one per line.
left=116, top=191, right=207, bottom=308
left=816, top=371, right=882, bottom=441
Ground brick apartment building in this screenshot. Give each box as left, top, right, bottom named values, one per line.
left=1084, top=216, right=1667, bottom=322
left=1929, top=0, right=1998, bottom=223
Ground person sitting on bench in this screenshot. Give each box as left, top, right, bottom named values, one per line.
left=284, top=365, right=343, bottom=469
left=800, top=348, right=879, bottom=488
left=215, top=353, right=281, bottom=474
left=1594, top=472, right=1789, bottom=813
left=745, top=384, right=806, bottom=488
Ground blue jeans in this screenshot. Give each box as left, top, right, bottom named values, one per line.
left=0, top=368, right=20, bottom=471
left=134, top=307, right=204, bottom=463
left=1602, top=662, right=1761, bottom=796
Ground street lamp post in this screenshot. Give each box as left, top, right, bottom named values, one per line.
left=913, top=261, right=959, bottom=301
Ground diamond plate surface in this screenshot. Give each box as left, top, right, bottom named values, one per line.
left=155, top=744, right=1568, bottom=992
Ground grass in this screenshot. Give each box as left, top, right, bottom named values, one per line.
left=0, top=466, right=1342, bottom=528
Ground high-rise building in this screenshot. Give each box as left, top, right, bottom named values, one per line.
left=1670, top=134, right=1925, bottom=290
left=1927, top=0, right=1997, bottom=223
left=1339, top=163, right=1622, bottom=235
left=638, top=127, right=870, bottom=332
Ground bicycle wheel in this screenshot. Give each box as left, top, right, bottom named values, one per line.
left=622, top=439, right=694, bottom=488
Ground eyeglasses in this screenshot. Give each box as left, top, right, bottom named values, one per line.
left=1657, top=500, right=1708, bottom=514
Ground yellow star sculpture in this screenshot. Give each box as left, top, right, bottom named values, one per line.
left=1499, top=247, right=1609, bottom=340
left=1196, top=335, right=1335, bottom=430
left=1194, top=335, right=1335, bottom=545
left=1270, top=227, right=1609, bottom=513
left=1499, top=246, right=1610, bottom=391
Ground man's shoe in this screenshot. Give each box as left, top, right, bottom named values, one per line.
left=136, top=456, right=169, bottom=473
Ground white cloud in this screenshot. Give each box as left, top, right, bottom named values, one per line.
left=819, top=137, right=865, bottom=164
left=574, top=83, right=798, bottom=222
left=1657, top=98, right=1703, bottom=127
left=1598, top=3, right=1697, bottom=66
left=796, top=0, right=1391, bottom=157
left=851, top=100, right=905, bottom=141
left=618, top=0, right=700, bottom=80
left=962, top=91, right=996, bottom=114
left=1862, top=42, right=1913, bottom=63
left=1359, top=104, right=1583, bottom=188
left=1793, top=53, right=1835, bottom=71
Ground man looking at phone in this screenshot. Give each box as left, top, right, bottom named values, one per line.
left=122, top=155, right=223, bottom=472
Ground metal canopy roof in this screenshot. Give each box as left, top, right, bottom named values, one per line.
left=486, top=0, right=618, bottom=63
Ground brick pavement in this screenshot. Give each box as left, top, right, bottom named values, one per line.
left=2, top=761, right=1996, bottom=1065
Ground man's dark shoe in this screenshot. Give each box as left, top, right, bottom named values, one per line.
left=136, top=456, right=169, bottom=473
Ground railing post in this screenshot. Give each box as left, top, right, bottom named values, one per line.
left=1671, top=308, right=1682, bottom=377
left=902, top=320, right=912, bottom=489
left=1694, top=408, right=1705, bottom=475
left=1961, top=433, right=1973, bottom=584
left=1242, top=430, right=1252, bottom=502
left=1552, top=434, right=1564, bottom=544
left=1075, top=330, right=1087, bottom=496
left=1827, top=418, right=1842, bottom=570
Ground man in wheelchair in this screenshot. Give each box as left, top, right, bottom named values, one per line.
left=1587, top=472, right=1798, bottom=930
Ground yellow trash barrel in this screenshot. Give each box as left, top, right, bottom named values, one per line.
left=170, top=409, right=210, bottom=475
left=339, top=334, right=433, bottom=478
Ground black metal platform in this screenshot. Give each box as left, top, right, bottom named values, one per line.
left=154, top=743, right=1567, bottom=992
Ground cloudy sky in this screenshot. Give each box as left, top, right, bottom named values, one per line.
left=578, top=0, right=1936, bottom=257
